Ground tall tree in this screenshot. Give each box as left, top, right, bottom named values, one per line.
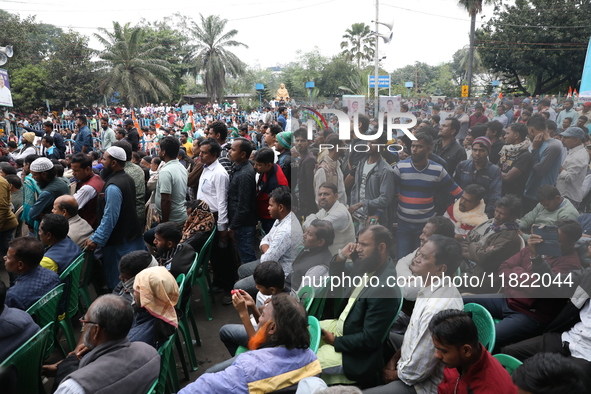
left=190, top=14, right=247, bottom=103
left=476, top=0, right=591, bottom=95
left=94, top=22, right=172, bottom=107
left=457, top=0, right=492, bottom=96
left=340, top=23, right=375, bottom=71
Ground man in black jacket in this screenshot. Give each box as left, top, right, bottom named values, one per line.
left=153, top=222, right=195, bottom=279
left=23, top=121, right=66, bottom=159
left=433, top=117, right=467, bottom=175
left=123, top=119, right=140, bottom=151
left=228, top=137, right=257, bottom=264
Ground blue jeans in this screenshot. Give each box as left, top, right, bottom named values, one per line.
left=234, top=260, right=259, bottom=299
left=396, top=220, right=425, bottom=259
left=219, top=323, right=249, bottom=356
left=233, top=226, right=257, bottom=264
left=102, top=237, right=147, bottom=291
left=463, top=296, right=545, bottom=351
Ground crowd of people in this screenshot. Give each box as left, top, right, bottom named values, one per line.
left=1, top=93, right=591, bottom=393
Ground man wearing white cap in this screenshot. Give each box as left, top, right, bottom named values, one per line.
left=84, top=146, right=144, bottom=290
left=556, top=126, right=589, bottom=208
left=28, top=157, right=69, bottom=227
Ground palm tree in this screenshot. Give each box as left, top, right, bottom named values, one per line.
left=340, top=23, right=376, bottom=71
left=191, top=14, right=248, bottom=103
left=458, top=0, right=491, bottom=96
left=94, top=22, right=172, bottom=107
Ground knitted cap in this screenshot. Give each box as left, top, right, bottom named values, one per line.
left=30, top=157, right=54, bottom=172
left=106, top=146, right=127, bottom=161
left=472, top=136, right=492, bottom=153
left=22, top=132, right=35, bottom=143
left=276, top=131, right=292, bottom=150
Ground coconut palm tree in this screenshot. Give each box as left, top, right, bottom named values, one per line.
left=94, top=22, right=172, bottom=107
left=340, top=23, right=376, bottom=71
left=190, top=14, right=248, bottom=103
left=458, top=0, right=492, bottom=96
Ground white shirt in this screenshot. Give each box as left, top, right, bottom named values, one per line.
left=563, top=299, right=591, bottom=362
left=73, top=184, right=98, bottom=210
left=397, top=282, right=463, bottom=394
left=197, top=159, right=229, bottom=231
left=303, top=201, right=355, bottom=256
left=260, top=211, right=303, bottom=276
left=395, top=248, right=421, bottom=301
left=556, top=144, right=589, bottom=203
left=55, top=378, right=85, bottom=394
left=0, top=86, right=13, bottom=107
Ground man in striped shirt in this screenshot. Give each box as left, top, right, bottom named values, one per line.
left=393, top=133, right=463, bottom=259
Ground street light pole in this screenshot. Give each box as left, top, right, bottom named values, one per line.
left=374, top=0, right=379, bottom=117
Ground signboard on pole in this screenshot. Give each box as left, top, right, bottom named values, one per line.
left=369, top=75, right=391, bottom=88
left=461, top=85, right=469, bottom=97
left=0, top=69, right=13, bottom=107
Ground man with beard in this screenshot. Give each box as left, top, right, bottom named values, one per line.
left=100, top=116, right=116, bottom=150
left=303, top=182, right=355, bottom=256
left=84, top=146, right=144, bottom=291
left=153, top=221, right=195, bottom=278
left=392, top=132, right=463, bottom=259
left=71, top=153, right=104, bottom=229
left=443, top=184, right=489, bottom=241
left=365, top=235, right=463, bottom=394
left=28, top=157, right=70, bottom=228
left=317, top=225, right=402, bottom=386
left=179, top=293, right=321, bottom=394
left=433, top=117, right=466, bottom=175
left=53, top=295, right=160, bottom=394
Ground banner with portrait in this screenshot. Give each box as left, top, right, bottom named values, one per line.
left=0, top=69, right=13, bottom=107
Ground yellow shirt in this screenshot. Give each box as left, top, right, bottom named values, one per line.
left=182, top=141, right=193, bottom=157
left=40, top=256, right=58, bottom=273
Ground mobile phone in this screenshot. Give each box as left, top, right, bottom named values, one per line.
left=532, top=224, right=561, bottom=257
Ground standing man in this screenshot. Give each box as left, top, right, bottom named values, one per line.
left=499, top=122, right=533, bottom=197
left=197, top=138, right=234, bottom=303
left=71, top=153, right=104, bottom=229
left=277, top=107, right=287, bottom=130
left=227, top=137, right=257, bottom=264
left=0, top=175, right=17, bottom=261
left=433, top=117, right=467, bottom=175
left=484, top=120, right=505, bottom=165
left=274, top=128, right=292, bottom=187
left=293, top=128, right=316, bottom=218
left=314, top=133, right=346, bottom=205
left=205, top=121, right=232, bottom=173
left=180, top=132, right=193, bottom=158
left=156, top=137, right=188, bottom=225
left=469, top=104, right=488, bottom=127
left=557, top=99, right=579, bottom=126
left=23, top=121, right=66, bottom=158
left=28, top=158, right=70, bottom=227
left=454, top=105, right=470, bottom=141
left=100, top=116, right=116, bottom=150
left=114, top=141, right=146, bottom=229
left=123, top=119, right=140, bottom=151
left=556, top=126, right=589, bottom=208
left=74, top=116, right=93, bottom=154
left=84, top=146, right=144, bottom=291
left=523, top=114, right=563, bottom=214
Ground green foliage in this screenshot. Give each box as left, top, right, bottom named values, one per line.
left=10, top=64, right=48, bottom=111
left=45, top=31, right=100, bottom=108
left=340, top=23, right=376, bottom=70
left=191, top=14, right=248, bottom=103
left=317, top=56, right=356, bottom=97
left=476, top=0, right=591, bottom=95
left=94, top=22, right=172, bottom=107
left=280, top=48, right=328, bottom=98
left=0, top=10, right=45, bottom=72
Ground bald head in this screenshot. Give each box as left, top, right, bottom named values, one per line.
left=53, top=195, right=79, bottom=218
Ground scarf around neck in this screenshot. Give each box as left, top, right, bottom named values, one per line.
left=499, top=139, right=531, bottom=168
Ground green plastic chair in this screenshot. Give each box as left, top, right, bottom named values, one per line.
left=308, top=278, right=330, bottom=319
left=58, top=252, right=85, bottom=354
left=464, top=303, right=496, bottom=353
left=78, top=252, right=95, bottom=313
left=308, top=315, right=321, bottom=353
left=0, top=322, right=54, bottom=394
left=26, top=283, right=65, bottom=360
left=191, top=227, right=216, bottom=321
left=155, top=331, right=180, bottom=394
left=176, top=273, right=199, bottom=372
left=298, top=286, right=315, bottom=312
left=494, top=354, right=523, bottom=375
left=146, top=379, right=158, bottom=394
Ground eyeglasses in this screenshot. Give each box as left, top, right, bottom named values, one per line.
left=79, top=317, right=100, bottom=327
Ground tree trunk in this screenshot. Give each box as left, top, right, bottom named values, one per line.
left=467, top=13, right=476, bottom=97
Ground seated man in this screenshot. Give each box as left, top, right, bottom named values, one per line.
left=461, top=195, right=523, bottom=293
left=39, top=214, right=82, bottom=275
left=443, top=184, right=488, bottom=241
left=431, top=309, right=517, bottom=394
left=289, top=219, right=334, bottom=292
left=113, top=250, right=157, bottom=303
left=365, top=235, right=463, bottom=394
left=512, top=353, right=587, bottom=393
left=4, top=237, right=61, bottom=310
left=396, top=216, right=456, bottom=301
left=130, top=266, right=178, bottom=349
left=0, top=281, right=40, bottom=362
left=54, top=294, right=160, bottom=394
left=465, top=219, right=582, bottom=350
left=153, top=222, right=195, bottom=278
left=304, top=182, right=355, bottom=256
left=318, top=225, right=401, bottom=385
left=219, top=261, right=288, bottom=364
left=235, top=186, right=303, bottom=297
left=519, top=185, right=579, bottom=239
left=179, top=293, right=321, bottom=394
left=28, top=157, right=70, bottom=227
left=52, top=195, right=94, bottom=249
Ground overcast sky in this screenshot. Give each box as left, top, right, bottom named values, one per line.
left=5, top=0, right=496, bottom=71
